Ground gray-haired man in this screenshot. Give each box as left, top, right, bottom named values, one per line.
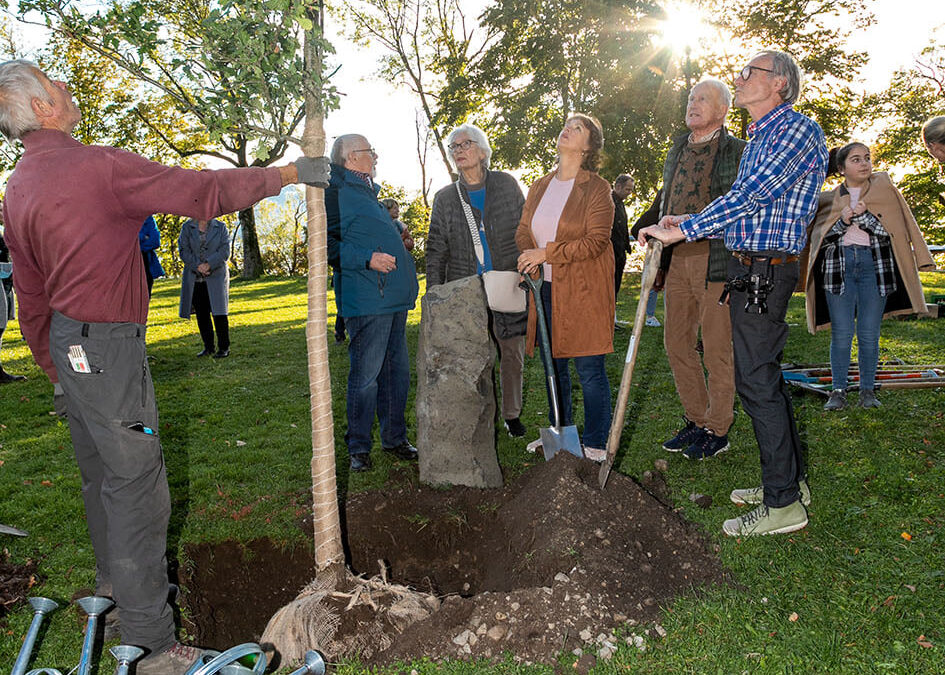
left=657, top=79, right=745, bottom=461
left=0, top=59, right=328, bottom=673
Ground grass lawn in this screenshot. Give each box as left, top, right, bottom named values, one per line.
left=1, top=272, right=943, bottom=673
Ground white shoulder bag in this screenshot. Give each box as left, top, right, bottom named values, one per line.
left=455, top=182, right=527, bottom=313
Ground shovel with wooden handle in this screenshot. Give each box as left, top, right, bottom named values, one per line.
left=599, top=238, right=663, bottom=489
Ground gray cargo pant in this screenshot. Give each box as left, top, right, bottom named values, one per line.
left=50, top=312, right=175, bottom=654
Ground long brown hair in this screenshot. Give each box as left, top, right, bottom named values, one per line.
left=567, top=113, right=604, bottom=173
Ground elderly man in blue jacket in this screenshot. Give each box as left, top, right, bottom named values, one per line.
left=327, top=134, right=420, bottom=472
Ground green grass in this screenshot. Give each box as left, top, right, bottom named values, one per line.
left=1, top=273, right=944, bottom=673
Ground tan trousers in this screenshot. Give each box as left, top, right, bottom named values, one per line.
left=663, top=242, right=735, bottom=436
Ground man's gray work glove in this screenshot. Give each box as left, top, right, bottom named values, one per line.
left=295, top=156, right=331, bottom=188
left=54, top=382, right=67, bottom=418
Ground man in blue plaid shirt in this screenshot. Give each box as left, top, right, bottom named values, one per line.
left=639, top=50, right=828, bottom=537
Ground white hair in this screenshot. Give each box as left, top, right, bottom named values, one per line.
left=330, top=134, right=366, bottom=166
left=754, top=50, right=803, bottom=104
left=446, top=123, right=492, bottom=171
left=692, top=78, right=732, bottom=112
left=0, top=59, right=51, bottom=141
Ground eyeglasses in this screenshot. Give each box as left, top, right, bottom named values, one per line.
left=447, top=139, right=477, bottom=153
left=738, top=65, right=776, bottom=81
left=351, top=148, right=377, bottom=156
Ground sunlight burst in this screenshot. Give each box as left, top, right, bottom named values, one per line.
left=658, top=2, right=711, bottom=55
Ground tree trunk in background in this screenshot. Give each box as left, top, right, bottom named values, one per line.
left=303, top=1, right=344, bottom=571
left=239, top=207, right=264, bottom=279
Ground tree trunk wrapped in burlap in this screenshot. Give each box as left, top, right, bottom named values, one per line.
left=416, top=275, right=503, bottom=488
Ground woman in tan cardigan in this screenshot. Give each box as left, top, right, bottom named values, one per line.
left=516, top=114, right=615, bottom=461
left=805, top=142, right=935, bottom=411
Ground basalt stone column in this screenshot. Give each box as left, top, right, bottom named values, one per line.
left=416, top=276, right=502, bottom=488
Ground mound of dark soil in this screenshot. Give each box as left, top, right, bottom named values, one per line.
left=182, top=453, right=728, bottom=667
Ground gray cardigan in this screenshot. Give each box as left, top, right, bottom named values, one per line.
left=426, top=170, right=525, bottom=287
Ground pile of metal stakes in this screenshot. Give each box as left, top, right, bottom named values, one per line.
left=781, top=361, right=945, bottom=396
left=12, top=595, right=326, bottom=675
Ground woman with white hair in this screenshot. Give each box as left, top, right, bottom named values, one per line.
left=426, top=123, right=528, bottom=438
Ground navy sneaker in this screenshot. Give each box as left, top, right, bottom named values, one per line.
left=662, top=419, right=704, bottom=452
left=683, top=430, right=729, bottom=460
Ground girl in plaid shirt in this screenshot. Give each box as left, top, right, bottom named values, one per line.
left=804, top=142, right=935, bottom=411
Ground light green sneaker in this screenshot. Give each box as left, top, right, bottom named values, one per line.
left=722, top=501, right=808, bottom=537
left=730, top=479, right=811, bottom=507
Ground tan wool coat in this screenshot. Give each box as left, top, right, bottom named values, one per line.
left=516, top=169, right=615, bottom=358
left=804, top=171, right=936, bottom=333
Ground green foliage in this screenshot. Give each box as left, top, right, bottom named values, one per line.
left=257, top=188, right=309, bottom=275
left=474, top=0, right=676, bottom=183
left=379, top=184, right=432, bottom=271
left=17, top=0, right=336, bottom=277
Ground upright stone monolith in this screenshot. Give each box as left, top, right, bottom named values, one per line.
left=416, top=276, right=502, bottom=488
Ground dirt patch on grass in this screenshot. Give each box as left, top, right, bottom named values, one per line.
left=181, top=453, right=728, bottom=667
left=0, top=550, right=40, bottom=623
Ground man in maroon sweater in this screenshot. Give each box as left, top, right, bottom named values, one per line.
left=0, top=59, right=327, bottom=674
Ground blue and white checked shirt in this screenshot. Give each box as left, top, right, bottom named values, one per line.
left=680, top=103, right=828, bottom=254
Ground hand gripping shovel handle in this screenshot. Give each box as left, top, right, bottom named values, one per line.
left=520, top=269, right=564, bottom=429
left=599, top=239, right=663, bottom=489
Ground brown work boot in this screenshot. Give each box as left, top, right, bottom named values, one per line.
left=135, top=642, right=203, bottom=674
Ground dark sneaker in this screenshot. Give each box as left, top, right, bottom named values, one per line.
left=722, top=501, right=808, bottom=537
left=858, top=389, right=881, bottom=408
left=662, top=419, right=704, bottom=452
left=683, top=430, right=729, bottom=460
left=349, top=453, right=372, bottom=472
left=504, top=417, right=527, bottom=438
left=730, top=479, right=811, bottom=507
left=823, top=389, right=846, bottom=411
left=0, top=369, right=26, bottom=383
left=383, top=442, right=418, bottom=461
left=136, top=642, right=203, bottom=675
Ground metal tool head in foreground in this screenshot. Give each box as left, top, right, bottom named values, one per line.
left=540, top=425, right=584, bottom=461
left=521, top=267, right=585, bottom=461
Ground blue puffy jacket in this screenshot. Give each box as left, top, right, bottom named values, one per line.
left=326, top=164, right=418, bottom=318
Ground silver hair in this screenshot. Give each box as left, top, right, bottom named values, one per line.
left=0, top=59, right=52, bottom=141
left=330, top=134, right=366, bottom=166
left=692, top=77, right=732, bottom=112
left=446, top=123, right=492, bottom=171
left=922, top=116, right=945, bottom=146
left=754, top=50, right=803, bottom=104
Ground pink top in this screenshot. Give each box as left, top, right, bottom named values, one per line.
left=3, top=129, right=283, bottom=380
left=842, top=187, right=870, bottom=246
left=530, top=176, right=575, bottom=281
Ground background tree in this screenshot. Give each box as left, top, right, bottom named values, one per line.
left=870, top=41, right=945, bottom=243
left=19, top=0, right=321, bottom=278
left=471, top=0, right=682, bottom=186
left=339, top=0, right=495, bottom=195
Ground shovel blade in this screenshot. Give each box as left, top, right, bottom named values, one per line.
left=540, top=425, right=583, bottom=461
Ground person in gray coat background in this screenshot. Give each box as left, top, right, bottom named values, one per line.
left=179, top=218, right=231, bottom=358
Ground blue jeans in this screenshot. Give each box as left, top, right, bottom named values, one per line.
left=538, top=282, right=612, bottom=448
left=646, top=288, right=659, bottom=316
left=344, top=311, right=410, bottom=455
left=824, top=245, right=887, bottom=391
